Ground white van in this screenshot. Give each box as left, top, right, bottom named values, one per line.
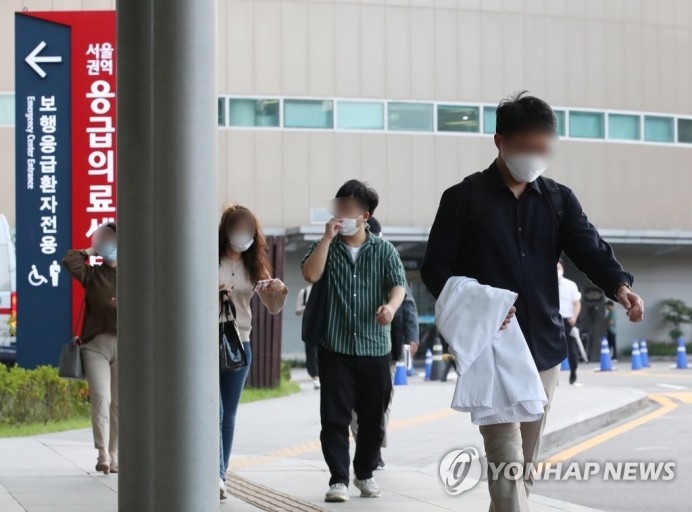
left=0, top=214, right=17, bottom=364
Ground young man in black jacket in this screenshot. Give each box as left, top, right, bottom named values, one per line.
left=421, top=93, right=644, bottom=512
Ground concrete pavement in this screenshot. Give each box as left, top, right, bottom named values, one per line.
left=0, top=363, right=654, bottom=511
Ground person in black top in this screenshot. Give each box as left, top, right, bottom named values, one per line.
left=349, top=217, right=420, bottom=469
left=421, top=92, right=644, bottom=512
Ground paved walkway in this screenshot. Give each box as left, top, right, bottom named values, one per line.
left=0, top=364, right=650, bottom=511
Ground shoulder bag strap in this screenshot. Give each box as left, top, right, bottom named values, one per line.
left=538, top=176, right=565, bottom=225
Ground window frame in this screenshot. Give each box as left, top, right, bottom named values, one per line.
left=335, top=99, right=386, bottom=132
left=208, top=94, right=692, bottom=149
left=386, top=100, right=435, bottom=134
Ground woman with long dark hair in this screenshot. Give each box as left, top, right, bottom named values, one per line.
left=217, top=204, right=288, bottom=499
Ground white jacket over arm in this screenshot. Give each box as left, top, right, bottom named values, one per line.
left=435, top=277, right=548, bottom=425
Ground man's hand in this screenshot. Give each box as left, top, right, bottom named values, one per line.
left=110, top=297, right=117, bottom=308
left=616, top=285, right=644, bottom=322
left=408, top=342, right=419, bottom=358
left=324, top=218, right=342, bottom=241
left=500, top=306, right=516, bottom=330
left=376, top=304, right=395, bottom=326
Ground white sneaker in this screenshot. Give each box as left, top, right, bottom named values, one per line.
left=353, top=477, right=381, bottom=498
left=219, top=478, right=229, bottom=501
left=325, top=483, right=349, bottom=502
left=313, top=378, right=321, bottom=390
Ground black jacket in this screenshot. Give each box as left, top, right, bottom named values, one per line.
left=391, top=282, right=419, bottom=361
left=421, top=162, right=632, bottom=371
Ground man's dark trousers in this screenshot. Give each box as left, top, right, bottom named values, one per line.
left=318, top=347, right=392, bottom=486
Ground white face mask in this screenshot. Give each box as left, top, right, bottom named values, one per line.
left=339, top=217, right=361, bottom=237
left=503, top=152, right=548, bottom=183
left=229, top=233, right=254, bottom=253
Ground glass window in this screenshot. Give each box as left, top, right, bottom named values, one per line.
left=388, top=102, right=433, bottom=132
left=284, top=99, right=333, bottom=129
left=678, top=118, right=692, bottom=144
left=229, top=98, right=280, bottom=127
left=217, top=97, right=226, bottom=127
left=554, top=110, right=566, bottom=137
left=0, top=94, right=15, bottom=126
left=569, top=111, right=605, bottom=139
left=644, top=116, right=674, bottom=143
left=437, top=105, right=480, bottom=133
left=608, top=113, right=640, bottom=141
left=483, top=106, right=497, bottom=134
left=337, top=101, right=384, bottom=130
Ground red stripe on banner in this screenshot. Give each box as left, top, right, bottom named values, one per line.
left=28, top=11, right=117, bottom=330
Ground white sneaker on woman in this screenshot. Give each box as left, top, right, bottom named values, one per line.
left=219, top=478, right=229, bottom=500
left=353, top=477, right=381, bottom=498
left=325, top=483, right=349, bottom=502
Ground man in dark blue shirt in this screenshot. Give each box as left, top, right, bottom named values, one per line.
left=421, top=92, right=644, bottom=512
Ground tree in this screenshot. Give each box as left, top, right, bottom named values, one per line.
left=660, top=299, right=692, bottom=342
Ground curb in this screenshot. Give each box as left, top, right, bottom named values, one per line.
left=540, top=395, right=651, bottom=455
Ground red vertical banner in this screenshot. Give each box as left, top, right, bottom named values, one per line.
left=31, top=11, right=117, bottom=326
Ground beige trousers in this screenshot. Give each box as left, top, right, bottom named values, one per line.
left=81, top=333, right=118, bottom=454
left=479, top=365, right=560, bottom=512
left=350, top=362, right=396, bottom=448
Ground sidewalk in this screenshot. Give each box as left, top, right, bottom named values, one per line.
left=0, top=365, right=649, bottom=511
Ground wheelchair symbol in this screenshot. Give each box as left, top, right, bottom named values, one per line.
left=28, top=265, right=48, bottom=287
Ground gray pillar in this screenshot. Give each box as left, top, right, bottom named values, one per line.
left=151, top=0, right=219, bottom=509
left=117, top=1, right=154, bottom=510
left=117, top=0, right=219, bottom=510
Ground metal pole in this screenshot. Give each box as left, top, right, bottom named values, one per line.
left=151, top=0, right=219, bottom=509
left=117, top=1, right=154, bottom=510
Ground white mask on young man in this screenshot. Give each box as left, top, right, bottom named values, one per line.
left=339, top=217, right=361, bottom=237
left=503, top=152, right=549, bottom=183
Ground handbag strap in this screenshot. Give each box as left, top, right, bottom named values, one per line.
left=72, top=273, right=91, bottom=340
left=219, top=290, right=238, bottom=320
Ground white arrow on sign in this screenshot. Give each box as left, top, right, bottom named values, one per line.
left=25, top=41, right=62, bottom=78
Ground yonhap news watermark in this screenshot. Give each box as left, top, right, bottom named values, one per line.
left=439, top=448, right=676, bottom=496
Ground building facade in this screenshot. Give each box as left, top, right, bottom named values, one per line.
left=2, top=0, right=692, bottom=356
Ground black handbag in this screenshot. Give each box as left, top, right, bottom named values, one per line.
left=219, top=291, right=248, bottom=373
left=301, top=248, right=330, bottom=346
left=58, top=293, right=86, bottom=380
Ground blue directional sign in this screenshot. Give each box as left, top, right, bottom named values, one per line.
left=15, top=14, right=72, bottom=368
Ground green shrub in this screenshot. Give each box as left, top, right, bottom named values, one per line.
left=280, top=360, right=292, bottom=382
left=0, top=366, right=89, bottom=426
left=660, top=299, right=692, bottom=342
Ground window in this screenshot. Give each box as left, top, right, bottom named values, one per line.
left=437, top=105, right=480, bottom=133
left=483, top=106, right=497, bottom=134
left=678, top=118, right=692, bottom=144
left=387, top=102, right=433, bottom=132
left=554, top=110, right=566, bottom=137
left=569, top=111, right=605, bottom=139
left=284, top=99, right=333, bottom=129
left=337, top=101, right=384, bottom=130
left=644, top=116, right=674, bottom=143
left=229, top=98, right=280, bottom=127
left=217, top=97, right=226, bottom=127
left=608, top=113, right=640, bottom=141
left=0, top=94, right=14, bottom=127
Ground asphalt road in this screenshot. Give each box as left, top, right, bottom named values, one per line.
left=539, top=360, right=692, bottom=512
